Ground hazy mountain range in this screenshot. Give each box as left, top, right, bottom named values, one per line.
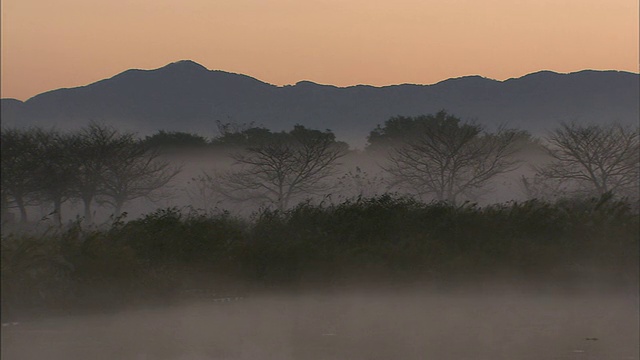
left=2, top=60, right=638, bottom=147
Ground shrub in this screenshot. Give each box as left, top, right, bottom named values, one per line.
left=1, top=194, right=637, bottom=316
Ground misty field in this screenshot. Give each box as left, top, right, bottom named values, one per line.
left=2, top=122, right=638, bottom=360
left=2, top=288, right=638, bottom=360
left=2, top=194, right=639, bottom=359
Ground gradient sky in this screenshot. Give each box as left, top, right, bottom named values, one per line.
left=1, top=0, right=638, bottom=100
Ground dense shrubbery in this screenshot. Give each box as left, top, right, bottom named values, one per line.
left=2, top=195, right=638, bottom=318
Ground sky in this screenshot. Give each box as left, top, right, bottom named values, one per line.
left=1, top=0, right=638, bottom=101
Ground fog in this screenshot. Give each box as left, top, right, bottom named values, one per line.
left=1, top=141, right=553, bottom=230
left=160, top=143, right=550, bottom=213
left=71, top=148, right=550, bottom=223
left=3, top=126, right=637, bottom=360
left=3, top=284, right=638, bottom=360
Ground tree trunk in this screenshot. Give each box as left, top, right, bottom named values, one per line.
left=53, top=198, right=62, bottom=226
left=15, top=196, right=28, bottom=223
left=82, top=196, right=93, bottom=224
left=0, top=193, right=15, bottom=224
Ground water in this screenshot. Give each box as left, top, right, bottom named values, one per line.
left=2, top=287, right=638, bottom=360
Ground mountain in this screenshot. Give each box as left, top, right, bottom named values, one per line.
left=2, top=60, right=638, bottom=147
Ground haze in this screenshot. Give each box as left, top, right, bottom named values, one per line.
left=2, top=0, right=638, bottom=100
left=2, top=1, right=639, bottom=359
left=3, top=287, right=639, bottom=360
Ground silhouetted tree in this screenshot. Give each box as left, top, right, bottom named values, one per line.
left=99, top=141, right=180, bottom=216
left=367, top=115, right=426, bottom=153
left=31, top=129, right=77, bottom=225
left=1, top=128, right=41, bottom=222
left=2, top=126, right=182, bottom=223
left=210, top=120, right=273, bottom=148
left=538, top=123, right=639, bottom=198
left=70, top=124, right=137, bottom=223
left=209, top=125, right=347, bottom=211
left=380, top=111, right=521, bottom=203
left=143, top=130, right=208, bottom=149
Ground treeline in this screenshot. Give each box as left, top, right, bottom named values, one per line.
left=1, top=122, right=350, bottom=224
left=127, top=112, right=640, bottom=206
left=1, top=125, right=179, bottom=224
left=2, top=195, right=638, bottom=317
left=2, top=111, right=638, bottom=225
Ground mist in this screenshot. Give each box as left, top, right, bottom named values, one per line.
left=1, top=139, right=552, bottom=227
left=2, top=120, right=638, bottom=360
left=3, top=284, right=638, bottom=360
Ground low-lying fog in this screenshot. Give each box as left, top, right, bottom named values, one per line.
left=3, top=285, right=638, bottom=360
left=4, top=145, right=551, bottom=227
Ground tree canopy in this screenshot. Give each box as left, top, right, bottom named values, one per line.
left=1, top=126, right=180, bottom=224
left=143, top=130, right=209, bottom=149
left=205, top=125, right=348, bottom=211
left=538, top=123, right=639, bottom=198
left=377, top=111, right=521, bottom=203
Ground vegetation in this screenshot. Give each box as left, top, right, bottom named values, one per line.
left=1, top=125, right=180, bottom=224
left=538, top=122, right=639, bottom=198
left=3, top=115, right=638, bottom=223
left=2, top=194, right=638, bottom=318
left=203, top=125, right=348, bottom=211
left=1, top=128, right=43, bottom=223
left=143, top=130, right=209, bottom=149
left=373, top=111, right=522, bottom=203
left=1, top=114, right=638, bottom=319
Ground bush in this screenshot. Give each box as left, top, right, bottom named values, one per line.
left=1, top=195, right=637, bottom=316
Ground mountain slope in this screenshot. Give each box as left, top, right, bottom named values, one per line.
left=2, top=60, right=638, bottom=147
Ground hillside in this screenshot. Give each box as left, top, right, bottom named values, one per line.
left=2, top=60, right=638, bottom=147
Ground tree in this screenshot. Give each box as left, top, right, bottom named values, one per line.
left=143, top=130, right=209, bottom=149
left=31, top=129, right=77, bottom=225
left=380, top=111, right=521, bottom=204
left=99, top=140, right=180, bottom=216
left=210, top=120, right=273, bottom=148
left=539, top=123, right=639, bottom=198
left=209, top=125, right=347, bottom=211
left=1, top=128, right=41, bottom=222
left=367, top=115, right=426, bottom=153
left=69, top=124, right=138, bottom=223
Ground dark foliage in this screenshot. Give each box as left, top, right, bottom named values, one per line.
left=143, top=130, right=209, bottom=149
left=1, top=126, right=180, bottom=224
left=1, top=195, right=638, bottom=318
left=207, top=124, right=348, bottom=210
left=369, top=111, right=523, bottom=203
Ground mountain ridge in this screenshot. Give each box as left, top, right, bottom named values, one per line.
left=2, top=60, right=638, bottom=147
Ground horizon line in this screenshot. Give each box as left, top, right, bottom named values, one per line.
left=2, top=60, right=638, bottom=102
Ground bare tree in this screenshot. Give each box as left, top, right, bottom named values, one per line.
left=210, top=125, right=347, bottom=211
left=99, top=140, right=181, bottom=216
left=1, top=128, right=41, bottom=223
left=382, top=112, right=521, bottom=204
left=69, top=124, right=136, bottom=223
left=539, top=123, right=639, bottom=198
left=31, top=129, right=77, bottom=225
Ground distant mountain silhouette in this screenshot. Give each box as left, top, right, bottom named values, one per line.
left=2, top=60, right=638, bottom=147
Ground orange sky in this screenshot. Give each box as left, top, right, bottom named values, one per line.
left=1, top=0, right=638, bottom=101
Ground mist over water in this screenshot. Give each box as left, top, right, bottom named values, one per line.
left=2, top=122, right=638, bottom=360
left=2, top=284, right=638, bottom=360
